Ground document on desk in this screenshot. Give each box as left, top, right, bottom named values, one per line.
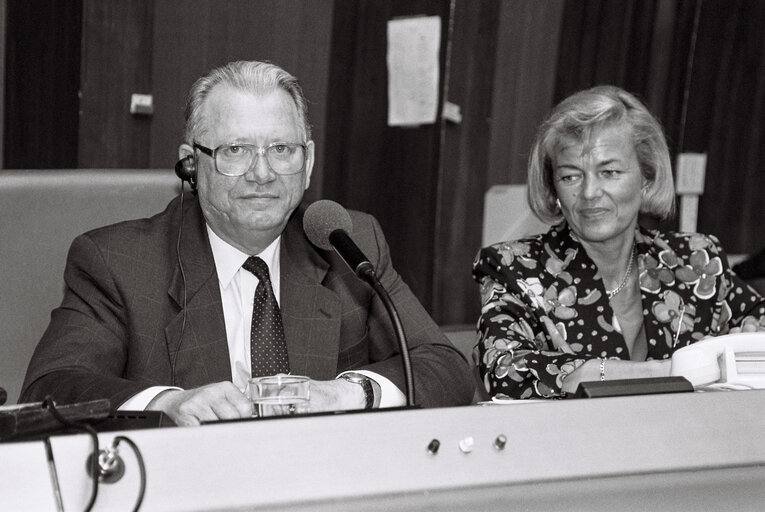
left=477, top=398, right=546, bottom=405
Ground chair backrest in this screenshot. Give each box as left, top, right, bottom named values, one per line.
left=482, top=184, right=549, bottom=247
left=441, top=324, right=489, bottom=403
left=0, top=169, right=181, bottom=404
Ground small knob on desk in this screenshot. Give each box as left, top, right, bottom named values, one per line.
left=458, top=436, right=474, bottom=453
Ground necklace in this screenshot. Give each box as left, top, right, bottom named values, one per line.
left=606, top=244, right=636, bottom=299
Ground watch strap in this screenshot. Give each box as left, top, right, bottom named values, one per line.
left=340, top=373, right=374, bottom=409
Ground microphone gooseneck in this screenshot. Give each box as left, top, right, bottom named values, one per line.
left=303, top=200, right=415, bottom=407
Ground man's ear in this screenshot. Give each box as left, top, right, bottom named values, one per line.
left=178, top=143, right=194, bottom=161
left=175, top=143, right=197, bottom=188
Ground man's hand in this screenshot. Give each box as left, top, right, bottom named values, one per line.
left=307, top=378, right=367, bottom=413
left=146, top=382, right=252, bottom=426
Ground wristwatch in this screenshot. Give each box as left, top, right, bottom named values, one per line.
left=340, top=372, right=374, bottom=409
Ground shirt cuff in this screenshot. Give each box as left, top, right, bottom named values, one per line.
left=338, top=370, right=406, bottom=408
left=118, top=386, right=182, bottom=411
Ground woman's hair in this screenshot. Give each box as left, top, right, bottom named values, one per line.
left=527, top=85, right=675, bottom=223
left=183, top=60, right=312, bottom=144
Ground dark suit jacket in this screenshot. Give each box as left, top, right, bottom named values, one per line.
left=21, top=195, right=474, bottom=408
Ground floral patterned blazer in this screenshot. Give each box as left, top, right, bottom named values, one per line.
left=472, top=222, right=765, bottom=399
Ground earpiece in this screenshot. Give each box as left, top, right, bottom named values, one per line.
left=174, top=155, right=197, bottom=187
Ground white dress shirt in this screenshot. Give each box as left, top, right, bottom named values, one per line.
left=120, top=225, right=404, bottom=410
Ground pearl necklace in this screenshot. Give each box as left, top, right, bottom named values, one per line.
left=606, top=244, right=636, bottom=299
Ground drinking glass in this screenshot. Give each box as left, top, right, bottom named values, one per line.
left=247, top=374, right=310, bottom=417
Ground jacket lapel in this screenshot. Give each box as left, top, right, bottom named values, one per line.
left=165, top=195, right=232, bottom=388
left=279, top=209, right=342, bottom=380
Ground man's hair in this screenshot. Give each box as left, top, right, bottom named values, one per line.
left=183, top=60, right=312, bottom=144
left=527, top=85, right=675, bottom=223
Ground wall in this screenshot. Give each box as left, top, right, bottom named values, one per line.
left=322, top=0, right=453, bottom=314
left=78, top=1, right=153, bottom=168
left=0, top=0, right=5, bottom=165
left=3, top=0, right=82, bottom=168
left=148, top=0, right=335, bottom=203
left=3, top=0, right=765, bottom=327
left=74, top=0, right=334, bottom=205
left=433, top=0, right=565, bottom=324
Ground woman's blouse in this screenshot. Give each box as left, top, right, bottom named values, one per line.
left=472, top=223, right=765, bottom=399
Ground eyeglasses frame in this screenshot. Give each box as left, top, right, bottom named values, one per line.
left=193, top=141, right=308, bottom=176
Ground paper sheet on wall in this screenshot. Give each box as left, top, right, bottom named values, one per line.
left=386, top=16, right=441, bottom=126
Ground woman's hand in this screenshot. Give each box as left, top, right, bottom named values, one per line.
left=727, top=315, right=765, bottom=334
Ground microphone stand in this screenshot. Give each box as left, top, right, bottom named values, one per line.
left=357, top=267, right=416, bottom=408
left=324, top=227, right=416, bottom=407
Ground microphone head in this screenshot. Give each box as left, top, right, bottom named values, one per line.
left=303, top=200, right=353, bottom=250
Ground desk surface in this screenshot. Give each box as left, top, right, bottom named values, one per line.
left=2, top=390, right=764, bottom=511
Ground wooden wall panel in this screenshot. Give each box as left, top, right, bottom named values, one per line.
left=78, top=0, right=153, bottom=168
left=323, top=0, right=451, bottom=310
left=3, top=0, right=82, bottom=168
left=432, top=0, right=501, bottom=325
left=552, top=0, right=765, bottom=255
left=10, top=0, right=761, bottom=327
left=433, top=0, right=565, bottom=325
left=555, top=0, right=659, bottom=102
left=682, top=0, right=765, bottom=254
left=487, top=0, right=565, bottom=187
left=0, top=0, right=5, bottom=166
left=149, top=0, right=335, bottom=203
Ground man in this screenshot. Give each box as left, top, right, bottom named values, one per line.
left=21, top=60, right=474, bottom=425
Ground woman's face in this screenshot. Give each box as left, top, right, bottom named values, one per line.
left=552, top=123, right=645, bottom=246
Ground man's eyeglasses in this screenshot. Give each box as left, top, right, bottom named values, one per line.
left=193, top=142, right=307, bottom=176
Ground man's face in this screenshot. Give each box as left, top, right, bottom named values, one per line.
left=193, top=85, right=314, bottom=252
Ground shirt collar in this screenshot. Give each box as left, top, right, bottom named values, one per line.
left=206, top=225, right=281, bottom=287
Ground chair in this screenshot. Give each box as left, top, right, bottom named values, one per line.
left=442, top=324, right=489, bottom=403
left=0, top=169, right=181, bottom=404
left=481, top=184, right=549, bottom=247
left=442, top=185, right=548, bottom=403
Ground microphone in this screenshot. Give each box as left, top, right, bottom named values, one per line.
left=303, top=200, right=416, bottom=407
left=303, top=200, right=376, bottom=284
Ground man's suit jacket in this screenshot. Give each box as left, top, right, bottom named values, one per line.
left=21, top=195, right=474, bottom=408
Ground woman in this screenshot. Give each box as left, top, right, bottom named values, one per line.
left=473, top=85, right=765, bottom=399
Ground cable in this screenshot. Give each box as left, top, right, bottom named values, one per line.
left=43, top=397, right=100, bottom=512
left=678, top=0, right=703, bottom=152
left=44, top=437, right=65, bottom=512
left=112, top=436, right=147, bottom=512
left=171, top=184, right=189, bottom=386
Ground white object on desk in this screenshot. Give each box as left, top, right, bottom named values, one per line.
left=670, top=332, right=765, bottom=388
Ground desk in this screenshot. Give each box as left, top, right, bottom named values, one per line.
left=2, top=390, right=764, bottom=511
